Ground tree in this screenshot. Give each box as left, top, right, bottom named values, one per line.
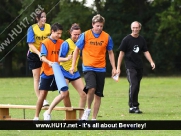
left=151, top=0, right=181, bottom=74
left=0, top=0, right=22, bottom=76
left=51, top=0, right=93, bottom=39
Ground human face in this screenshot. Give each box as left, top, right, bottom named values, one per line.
left=37, top=12, right=46, bottom=27
left=51, top=30, right=62, bottom=40
left=70, top=29, right=81, bottom=42
left=131, top=22, right=141, bottom=37
left=92, top=22, right=104, bottom=34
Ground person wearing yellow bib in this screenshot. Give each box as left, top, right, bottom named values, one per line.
left=27, top=10, right=50, bottom=107
left=59, top=23, right=86, bottom=119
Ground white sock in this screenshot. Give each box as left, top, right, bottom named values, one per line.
left=86, top=108, right=91, bottom=111
left=33, top=117, right=39, bottom=120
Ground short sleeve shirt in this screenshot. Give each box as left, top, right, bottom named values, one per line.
left=118, top=35, right=148, bottom=69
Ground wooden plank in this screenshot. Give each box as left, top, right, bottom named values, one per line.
left=0, top=104, right=84, bottom=120
left=0, top=104, right=84, bottom=111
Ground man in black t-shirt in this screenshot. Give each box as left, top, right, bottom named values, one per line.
left=116, top=21, right=155, bottom=114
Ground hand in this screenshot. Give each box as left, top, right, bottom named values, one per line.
left=151, top=62, right=155, bottom=70
left=67, top=55, right=72, bottom=61
left=48, top=61, right=54, bottom=67
left=69, top=66, right=74, bottom=75
left=112, top=68, right=117, bottom=77
left=116, top=69, right=121, bottom=76
left=39, top=53, right=42, bottom=61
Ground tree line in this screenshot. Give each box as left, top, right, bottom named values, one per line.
left=0, top=0, right=181, bottom=77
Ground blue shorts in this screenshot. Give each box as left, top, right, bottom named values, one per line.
left=39, top=76, right=57, bottom=91
left=60, top=66, right=81, bottom=82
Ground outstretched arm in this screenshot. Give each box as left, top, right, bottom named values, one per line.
left=144, top=51, right=155, bottom=70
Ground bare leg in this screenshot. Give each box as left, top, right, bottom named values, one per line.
left=35, top=90, right=48, bottom=117
left=47, top=91, right=69, bottom=114
left=71, top=78, right=86, bottom=119
left=63, top=79, right=71, bottom=107
left=87, top=88, right=95, bottom=109
left=92, top=94, right=101, bottom=119
left=32, top=68, right=41, bottom=98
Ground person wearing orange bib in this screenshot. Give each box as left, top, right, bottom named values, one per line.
left=70, top=14, right=117, bottom=120
left=27, top=10, right=50, bottom=106
left=33, top=23, right=68, bottom=120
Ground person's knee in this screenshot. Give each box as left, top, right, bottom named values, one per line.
left=79, top=91, right=86, bottom=99
left=94, top=95, right=101, bottom=101
left=32, top=69, right=40, bottom=80
left=64, top=91, right=70, bottom=98
left=39, top=91, right=47, bottom=99
left=88, top=88, right=95, bottom=94
left=61, top=91, right=69, bottom=99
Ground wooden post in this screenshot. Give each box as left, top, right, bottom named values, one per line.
left=65, top=110, right=76, bottom=120
left=0, top=108, right=11, bottom=119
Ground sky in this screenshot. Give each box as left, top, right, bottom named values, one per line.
left=84, top=0, right=94, bottom=7
left=76, top=0, right=94, bottom=7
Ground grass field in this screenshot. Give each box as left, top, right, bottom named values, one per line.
left=0, top=77, right=180, bottom=135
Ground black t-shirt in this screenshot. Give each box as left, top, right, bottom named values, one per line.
left=118, top=35, right=148, bottom=69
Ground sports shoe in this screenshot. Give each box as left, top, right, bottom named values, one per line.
left=43, top=100, right=49, bottom=107
left=129, top=107, right=143, bottom=114
left=43, top=111, right=51, bottom=120
left=81, top=108, right=91, bottom=120
left=33, top=117, right=39, bottom=121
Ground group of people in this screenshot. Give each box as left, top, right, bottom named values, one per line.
left=27, top=10, right=155, bottom=121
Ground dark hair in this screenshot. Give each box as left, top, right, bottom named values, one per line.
left=35, top=10, right=45, bottom=23
left=69, top=23, right=80, bottom=33
left=51, top=23, right=63, bottom=32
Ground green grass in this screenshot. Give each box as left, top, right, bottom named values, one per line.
left=0, top=77, right=181, bottom=135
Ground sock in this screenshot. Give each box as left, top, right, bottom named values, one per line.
left=86, top=108, right=91, bottom=111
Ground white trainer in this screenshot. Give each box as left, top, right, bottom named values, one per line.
left=43, top=111, right=51, bottom=120
left=81, top=108, right=91, bottom=120
left=43, top=100, right=49, bottom=107
left=33, top=117, right=39, bottom=121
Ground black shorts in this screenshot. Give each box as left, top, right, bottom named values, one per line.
left=83, top=71, right=106, bottom=97
left=39, top=77, right=58, bottom=91
left=27, top=52, right=42, bottom=70
left=65, top=76, right=81, bottom=82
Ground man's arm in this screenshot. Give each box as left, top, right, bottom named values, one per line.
left=108, top=50, right=116, bottom=77
left=144, top=51, right=155, bottom=70
left=116, top=51, right=125, bottom=75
